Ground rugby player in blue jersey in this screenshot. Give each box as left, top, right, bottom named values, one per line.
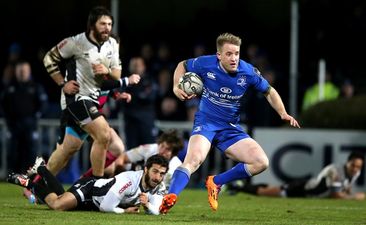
left=159, top=33, right=300, bottom=214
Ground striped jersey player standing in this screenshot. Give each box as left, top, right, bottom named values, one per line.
left=159, top=33, right=301, bottom=214
left=43, top=6, right=121, bottom=178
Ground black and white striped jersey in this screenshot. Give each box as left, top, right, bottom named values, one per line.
left=57, top=32, right=121, bottom=108
left=92, top=170, right=166, bottom=215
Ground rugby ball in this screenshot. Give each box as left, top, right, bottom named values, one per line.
left=178, top=72, right=203, bottom=95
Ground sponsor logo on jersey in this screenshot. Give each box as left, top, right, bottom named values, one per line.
left=192, top=58, right=198, bottom=68
left=220, top=87, right=232, bottom=94
left=237, top=75, right=246, bottom=87
left=229, top=123, right=237, bottom=128
left=253, top=67, right=263, bottom=77
left=207, top=72, right=216, bottom=80
left=193, top=126, right=202, bottom=133
left=89, top=106, right=99, bottom=114
left=119, top=181, right=132, bottom=194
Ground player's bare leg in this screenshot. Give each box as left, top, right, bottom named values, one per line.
left=47, top=135, right=83, bottom=175
left=206, top=138, right=268, bottom=211
left=160, top=135, right=211, bottom=214
left=103, top=128, right=125, bottom=176
left=45, top=192, right=78, bottom=211
left=81, top=128, right=124, bottom=178
left=225, top=138, right=269, bottom=176
left=83, top=116, right=111, bottom=177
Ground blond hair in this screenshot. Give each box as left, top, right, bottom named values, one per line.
left=216, top=33, right=242, bottom=52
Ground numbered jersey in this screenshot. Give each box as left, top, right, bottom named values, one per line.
left=57, top=32, right=121, bottom=108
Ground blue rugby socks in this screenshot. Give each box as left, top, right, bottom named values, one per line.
left=213, top=163, right=252, bottom=185
left=168, top=166, right=191, bottom=195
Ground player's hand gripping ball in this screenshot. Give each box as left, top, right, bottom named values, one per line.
left=178, top=72, right=203, bottom=95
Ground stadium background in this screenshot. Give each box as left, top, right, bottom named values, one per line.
left=2, top=0, right=366, bottom=107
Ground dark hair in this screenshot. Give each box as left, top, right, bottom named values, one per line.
left=86, top=6, right=113, bottom=34
left=145, top=154, right=169, bottom=171
left=348, top=151, right=364, bottom=162
left=157, top=130, right=184, bottom=156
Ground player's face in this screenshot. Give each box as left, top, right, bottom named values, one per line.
left=92, top=15, right=112, bottom=42
left=346, top=158, right=363, bottom=177
left=158, top=142, right=173, bottom=160
left=217, top=43, right=240, bottom=73
left=144, top=164, right=167, bottom=189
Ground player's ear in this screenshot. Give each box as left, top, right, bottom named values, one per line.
left=216, top=52, right=221, bottom=60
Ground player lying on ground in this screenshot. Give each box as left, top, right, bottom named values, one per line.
left=8, top=155, right=168, bottom=215
left=231, top=151, right=365, bottom=200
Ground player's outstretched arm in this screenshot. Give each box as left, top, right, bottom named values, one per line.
left=264, top=87, right=300, bottom=128
left=99, top=191, right=126, bottom=213
left=331, top=191, right=365, bottom=200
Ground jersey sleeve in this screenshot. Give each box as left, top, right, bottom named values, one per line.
left=164, top=156, right=182, bottom=189
left=99, top=176, right=132, bottom=213
left=186, top=57, right=205, bottom=77
left=110, top=39, right=122, bottom=70
left=57, top=37, right=76, bottom=59
left=144, top=193, right=163, bottom=215
left=144, top=184, right=166, bottom=215
left=126, top=144, right=155, bottom=163
left=325, top=165, right=344, bottom=193
left=245, top=64, right=270, bottom=93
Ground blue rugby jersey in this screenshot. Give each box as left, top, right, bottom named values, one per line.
left=186, top=55, right=270, bottom=124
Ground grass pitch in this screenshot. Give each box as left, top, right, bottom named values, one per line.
left=0, top=182, right=365, bottom=225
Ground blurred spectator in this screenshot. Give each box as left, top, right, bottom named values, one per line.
left=158, top=96, right=179, bottom=120
left=157, top=68, right=173, bottom=98
left=1, top=42, right=22, bottom=92
left=193, top=43, right=207, bottom=57
left=155, top=67, right=186, bottom=121
left=0, top=61, right=48, bottom=173
left=122, top=57, right=159, bottom=149
left=151, top=42, right=175, bottom=77
left=185, top=98, right=200, bottom=122
left=340, top=79, right=355, bottom=99
left=302, top=70, right=340, bottom=112
left=246, top=43, right=272, bottom=72
left=140, top=43, right=154, bottom=73
left=241, top=69, right=283, bottom=130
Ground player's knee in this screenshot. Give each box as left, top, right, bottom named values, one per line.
left=95, top=128, right=111, bottom=146
left=257, top=156, right=269, bottom=173
left=184, top=158, right=202, bottom=173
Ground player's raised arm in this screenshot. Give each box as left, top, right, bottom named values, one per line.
left=264, top=87, right=300, bottom=128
